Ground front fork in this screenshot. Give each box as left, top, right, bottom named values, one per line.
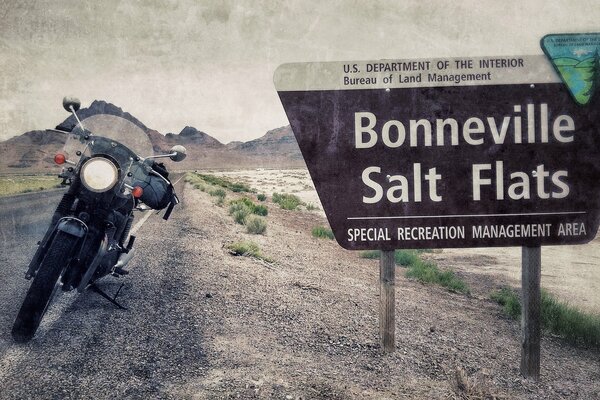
left=26, top=216, right=88, bottom=281
left=25, top=181, right=80, bottom=280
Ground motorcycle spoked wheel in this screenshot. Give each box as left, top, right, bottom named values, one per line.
left=11, top=231, right=79, bottom=343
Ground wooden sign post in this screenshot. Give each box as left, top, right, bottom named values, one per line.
left=379, top=250, right=396, bottom=352
left=521, top=246, right=542, bottom=379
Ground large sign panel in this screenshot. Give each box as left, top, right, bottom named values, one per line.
left=274, top=55, right=600, bottom=250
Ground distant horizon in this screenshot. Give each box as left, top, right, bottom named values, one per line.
left=1, top=98, right=292, bottom=146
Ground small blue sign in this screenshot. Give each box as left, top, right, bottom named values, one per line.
left=541, top=33, right=600, bottom=106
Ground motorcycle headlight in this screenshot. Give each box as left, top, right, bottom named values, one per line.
left=80, top=157, right=119, bottom=192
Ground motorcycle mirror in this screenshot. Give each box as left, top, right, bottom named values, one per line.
left=62, top=96, right=81, bottom=113
left=169, top=145, right=187, bottom=162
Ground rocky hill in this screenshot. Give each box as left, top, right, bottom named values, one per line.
left=0, top=101, right=305, bottom=173
left=0, top=130, right=66, bottom=170
left=229, top=126, right=303, bottom=162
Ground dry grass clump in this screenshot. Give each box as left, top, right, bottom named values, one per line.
left=272, top=192, right=304, bottom=210
left=226, top=241, right=272, bottom=263
left=359, top=250, right=469, bottom=294
left=228, top=198, right=268, bottom=234
left=311, top=226, right=334, bottom=240
left=491, top=286, right=600, bottom=347
left=450, top=367, right=501, bottom=400
left=245, top=215, right=267, bottom=235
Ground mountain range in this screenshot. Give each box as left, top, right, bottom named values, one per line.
left=0, top=100, right=304, bottom=172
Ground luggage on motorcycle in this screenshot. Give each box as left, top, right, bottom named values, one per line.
left=135, top=162, right=173, bottom=210
left=136, top=174, right=173, bottom=210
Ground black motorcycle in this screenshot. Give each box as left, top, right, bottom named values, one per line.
left=12, top=97, right=186, bottom=342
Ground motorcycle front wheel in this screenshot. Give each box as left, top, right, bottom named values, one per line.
left=12, top=231, right=79, bottom=342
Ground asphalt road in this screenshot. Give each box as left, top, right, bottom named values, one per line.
left=0, top=177, right=205, bottom=399
left=0, top=188, right=66, bottom=242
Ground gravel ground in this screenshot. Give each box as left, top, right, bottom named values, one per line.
left=168, top=185, right=600, bottom=399
left=0, top=181, right=599, bottom=399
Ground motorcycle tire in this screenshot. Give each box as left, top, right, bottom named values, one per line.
left=11, top=231, right=79, bottom=342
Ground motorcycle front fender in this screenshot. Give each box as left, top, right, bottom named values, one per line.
left=25, top=217, right=87, bottom=280
left=56, top=217, right=88, bottom=238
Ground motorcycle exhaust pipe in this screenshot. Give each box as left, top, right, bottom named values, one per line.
left=114, top=248, right=135, bottom=270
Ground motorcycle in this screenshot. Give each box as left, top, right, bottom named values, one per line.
left=11, top=97, right=187, bottom=342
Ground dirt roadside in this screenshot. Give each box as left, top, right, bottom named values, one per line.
left=214, top=169, right=600, bottom=315
left=170, top=182, right=600, bottom=399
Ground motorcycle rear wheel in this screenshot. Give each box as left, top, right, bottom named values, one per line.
left=12, top=231, right=79, bottom=342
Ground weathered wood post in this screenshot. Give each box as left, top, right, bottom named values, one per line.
left=521, top=246, right=541, bottom=380
left=379, top=250, right=395, bottom=352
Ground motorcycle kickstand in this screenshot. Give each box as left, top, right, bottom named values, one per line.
left=89, top=283, right=128, bottom=310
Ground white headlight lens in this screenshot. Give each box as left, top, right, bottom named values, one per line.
left=80, top=157, right=118, bottom=192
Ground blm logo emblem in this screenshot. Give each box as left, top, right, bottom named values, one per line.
left=541, top=32, right=600, bottom=106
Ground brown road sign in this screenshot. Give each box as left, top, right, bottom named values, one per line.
left=274, top=55, right=600, bottom=250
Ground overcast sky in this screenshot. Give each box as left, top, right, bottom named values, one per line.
left=0, top=0, right=598, bottom=143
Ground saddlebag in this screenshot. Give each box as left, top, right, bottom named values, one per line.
left=136, top=174, right=173, bottom=210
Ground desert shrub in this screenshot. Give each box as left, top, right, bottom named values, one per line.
left=231, top=182, right=251, bottom=193
left=209, top=188, right=226, bottom=198
left=279, top=197, right=299, bottom=210
left=195, top=173, right=252, bottom=192
left=230, top=197, right=268, bottom=216
left=311, top=226, right=334, bottom=240
left=257, top=193, right=267, bottom=201
left=491, top=287, right=600, bottom=347
left=541, top=290, right=600, bottom=347
left=360, top=250, right=469, bottom=294
left=305, top=203, right=319, bottom=211
left=185, top=173, right=205, bottom=187
left=272, top=192, right=303, bottom=210
left=405, top=260, right=470, bottom=294
left=227, top=241, right=259, bottom=257
left=253, top=204, right=268, bottom=216
left=231, top=204, right=251, bottom=225
left=229, top=199, right=252, bottom=213
left=490, top=287, right=521, bottom=318
left=394, top=250, right=421, bottom=267
left=226, top=241, right=272, bottom=262
left=245, top=215, right=267, bottom=234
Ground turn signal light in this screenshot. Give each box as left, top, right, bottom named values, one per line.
left=132, top=186, right=144, bottom=198
left=54, top=154, right=66, bottom=164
